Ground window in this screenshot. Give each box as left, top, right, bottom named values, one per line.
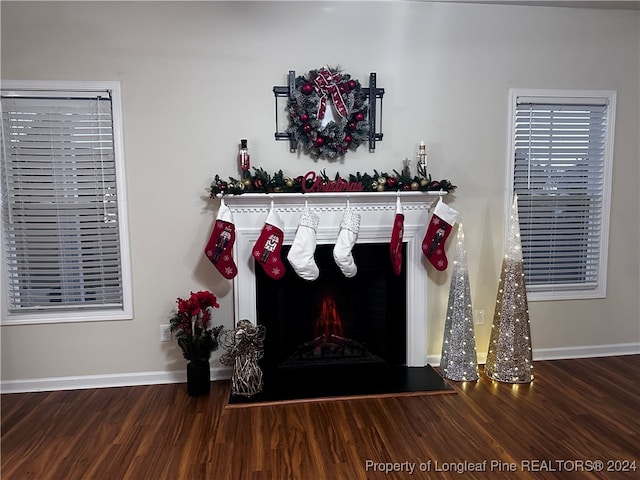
left=507, top=89, right=616, bottom=301
left=1, top=81, right=132, bottom=324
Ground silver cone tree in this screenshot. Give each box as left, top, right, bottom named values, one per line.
left=440, top=223, right=479, bottom=381
left=485, top=195, right=534, bottom=383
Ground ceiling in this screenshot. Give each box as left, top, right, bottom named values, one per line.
left=433, top=1, right=640, bottom=10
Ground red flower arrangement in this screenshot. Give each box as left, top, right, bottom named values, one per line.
left=169, top=290, right=223, bottom=365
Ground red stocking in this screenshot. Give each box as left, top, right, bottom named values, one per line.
left=205, top=200, right=237, bottom=279
left=390, top=196, right=404, bottom=276
left=422, top=198, right=459, bottom=271
left=252, top=208, right=286, bottom=280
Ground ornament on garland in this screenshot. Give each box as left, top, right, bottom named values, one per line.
left=210, top=167, right=456, bottom=197
left=286, top=67, right=369, bottom=160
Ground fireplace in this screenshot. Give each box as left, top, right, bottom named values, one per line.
left=256, top=243, right=407, bottom=372
left=223, top=191, right=444, bottom=368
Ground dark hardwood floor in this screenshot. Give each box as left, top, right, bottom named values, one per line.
left=2, top=356, right=639, bottom=479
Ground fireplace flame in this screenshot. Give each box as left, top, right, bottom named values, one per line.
left=314, top=294, right=344, bottom=339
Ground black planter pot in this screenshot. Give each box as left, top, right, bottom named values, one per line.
left=186, top=361, right=211, bottom=397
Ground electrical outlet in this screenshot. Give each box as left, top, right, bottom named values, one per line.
left=474, top=310, right=485, bottom=325
left=160, top=324, right=172, bottom=342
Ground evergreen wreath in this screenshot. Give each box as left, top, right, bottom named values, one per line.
left=286, top=67, right=369, bottom=160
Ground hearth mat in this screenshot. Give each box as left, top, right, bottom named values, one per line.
left=226, top=364, right=455, bottom=407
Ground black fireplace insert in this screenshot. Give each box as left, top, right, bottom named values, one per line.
left=255, top=243, right=407, bottom=373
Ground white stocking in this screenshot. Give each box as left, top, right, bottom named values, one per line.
left=287, top=208, right=320, bottom=281
left=333, top=208, right=361, bottom=278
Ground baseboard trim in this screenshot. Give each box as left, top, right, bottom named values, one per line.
left=0, top=366, right=233, bottom=394
left=427, top=342, right=640, bottom=367
left=3, top=343, right=639, bottom=394
left=530, top=342, right=640, bottom=361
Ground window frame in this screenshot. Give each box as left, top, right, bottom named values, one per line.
left=506, top=88, right=616, bottom=301
left=1, top=80, right=133, bottom=325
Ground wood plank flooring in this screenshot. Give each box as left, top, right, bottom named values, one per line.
left=2, top=355, right=639, bottom=479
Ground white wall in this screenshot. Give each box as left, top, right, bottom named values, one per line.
left=1, top=1, right=638, bottom=389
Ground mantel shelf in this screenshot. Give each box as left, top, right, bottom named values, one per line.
left=219, top=190, right=447, bottom=201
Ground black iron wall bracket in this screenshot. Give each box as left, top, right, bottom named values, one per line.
left=273, top=71, right=385, bottom=152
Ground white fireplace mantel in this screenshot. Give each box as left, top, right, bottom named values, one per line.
left=223, top=191, right=446, bottom=367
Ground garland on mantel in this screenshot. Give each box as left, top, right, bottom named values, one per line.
left=209, top=167, right=456, bottom=197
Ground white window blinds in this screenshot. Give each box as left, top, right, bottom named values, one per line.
left=1, top=83, right=132, bottom=322
left=511, top=90, right=615, bottom=300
